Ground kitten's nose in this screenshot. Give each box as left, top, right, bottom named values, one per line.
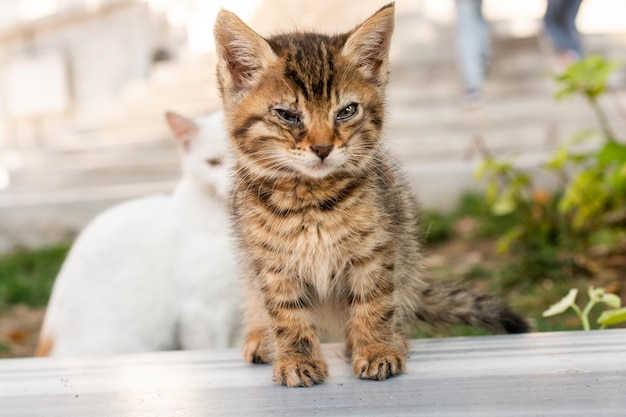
left=310, top=144, right=333, bottom=161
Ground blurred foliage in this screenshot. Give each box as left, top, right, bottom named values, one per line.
left=422, top=210, right=454, bottom=245
left=0, top=245, right=69, bottom=311
left=422, top=192, right=595, bottom=334
left=554, top=55, right=620, bottom=101
left=420, top=57, right=626, bottom=337
left=474, top=56, right=626, bottom=286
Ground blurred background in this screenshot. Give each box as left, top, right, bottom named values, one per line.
left=0, top=0, right=625, bottom=356
left=0, top=0, right=624, bottom=251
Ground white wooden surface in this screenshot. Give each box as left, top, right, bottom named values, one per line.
left=1, top=330, right=625, bottom=417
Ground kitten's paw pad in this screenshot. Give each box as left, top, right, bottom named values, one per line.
left=273, top=356, right=328, bottom=387
left=353, top=351, right=406, bottom=381
left=243, top=332, right=272, bottom=364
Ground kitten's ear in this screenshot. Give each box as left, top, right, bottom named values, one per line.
left=165, top=111, right=198, bottom=150
left=342, top=3, right=395, bottom=85
left=213, top=10, right=277, bottom=93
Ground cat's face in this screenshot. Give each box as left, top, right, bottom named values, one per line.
left=187, top=112, right=232, bottom=198
left=213, top=4, right=394, bottom=180
left=166, top=111, right=232, bottom=198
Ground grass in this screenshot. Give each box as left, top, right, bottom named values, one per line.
left=0, top=244, right=70, bottom=311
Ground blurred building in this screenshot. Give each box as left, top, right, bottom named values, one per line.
left=1, top=1, right=160, bottom=149
left=0, top=0, right=264, bottom=150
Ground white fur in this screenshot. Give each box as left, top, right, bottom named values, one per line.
left=39, top=112, right=240, bottom=356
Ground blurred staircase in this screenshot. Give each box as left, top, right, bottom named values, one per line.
left=385, top=11, right=625, bottom=209
left=0, top=5, right=625, bottom=252
left=0, top=53, right=222, bottom=251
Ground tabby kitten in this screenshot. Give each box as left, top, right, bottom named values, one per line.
left=214, top=3, right=528, bottom=387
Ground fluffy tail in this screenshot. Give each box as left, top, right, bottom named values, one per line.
left=406, top=280, right=529, bottom=334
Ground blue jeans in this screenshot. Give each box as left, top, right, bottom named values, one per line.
left=544, top=0, right=583, bottom=56
left=455, top=0, right=489, bottom=93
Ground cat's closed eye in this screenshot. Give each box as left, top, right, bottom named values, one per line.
left=206, top=158, right=223, bottom=167
left=274, top=108, right=301, bottom=126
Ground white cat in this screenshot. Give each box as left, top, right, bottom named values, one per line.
left=36, top=111, right=240, bottom=357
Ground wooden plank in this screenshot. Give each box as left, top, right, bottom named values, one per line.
left=1, top=330, right=625, bottom=417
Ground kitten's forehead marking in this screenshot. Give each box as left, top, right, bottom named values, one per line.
left=268, top=33, right=346, bottom=103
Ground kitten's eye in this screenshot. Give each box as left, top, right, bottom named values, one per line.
left=206, top=158, right=222, bottom=167
left=275, top=108, right=301, bottom=126
left=336, top=103, right=358, bottom=121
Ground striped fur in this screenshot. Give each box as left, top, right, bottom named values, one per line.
left=214, top=3, right=528, bottom=387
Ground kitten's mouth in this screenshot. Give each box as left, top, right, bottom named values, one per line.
left=299, top=160, right=338, bottom=179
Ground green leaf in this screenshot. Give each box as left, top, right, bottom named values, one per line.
left=474, top=160, right=488, bottom=180
left=600, top=293, right=622, bottom=309
left=553, top=56, right=623, bottom=100
left=598, top=141, right=626, bottom=165
left=511, top=173, right=531, bottom=188
left=588, top=286, right=605, bottom=302
left=607, top=165, right=626, bottom=193
left=597, top=307, right=626, bottom=326
left=486, top=181, right=498, bottom=205
left=558, top=169, right=605, bottom=227
left=543, top=288, right=578, bottom=317
left=554, top=86, right=576, bottom=100
left=492, top=196, right=514, bottom=216
left=545, top=147, right=570, bottom=171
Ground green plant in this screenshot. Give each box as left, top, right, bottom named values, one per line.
left=552, top=57, right=626, bottom=232
left=542, top=286, right=626, bottom=330
left=474, top=56, right=626, bottom=282
left=421, top=210, right=454, bottom=245
left=0, top=245, right=69, bottom=311
left=474, top=152, right=564, bottom=254
left=554, top=56, right=621, bottom=140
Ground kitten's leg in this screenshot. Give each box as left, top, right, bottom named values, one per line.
left=346, top=254, right=408, bottom=381
left=269, top=312, right=328, bottom=387
left=261, top=275, right=327, bottom=387
left=243, top=326, right=273, bottom=364
left=242, top=280, right=274, bottom=364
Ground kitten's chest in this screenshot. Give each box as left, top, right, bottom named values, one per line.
left=288, top=207, right=368, bottom=298
left=269, top=178, right=374, bottom=247
left=240, top=176, right=382, bottom=275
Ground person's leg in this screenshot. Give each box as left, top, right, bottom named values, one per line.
left=455, top=0, right=487, bottom=96
left=544, top=0, right=583, bottom=54
left=477, top=0, right=490, bottom=70
left=563, top=0, right=583, bottom=57
left=544, top=0, right=569, bottom=53
left=544, top=0, right=583, bottom=69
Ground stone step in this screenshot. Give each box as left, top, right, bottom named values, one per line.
left=7, top=144, right=179, bottom=189
left=0, top=180, right=176, bottom=209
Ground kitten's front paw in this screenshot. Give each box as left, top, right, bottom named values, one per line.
left=352, top=346, right=407, bottom=381
left=273, top=356, right=328, bottom=387
left=243, top=330, right=273, bottom=364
